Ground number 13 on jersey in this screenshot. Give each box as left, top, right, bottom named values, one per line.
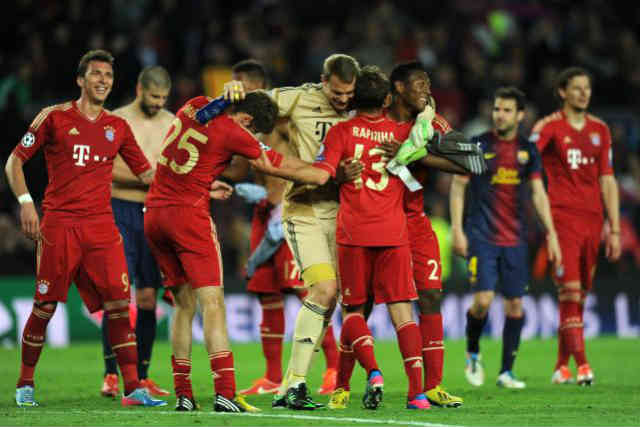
left=353, top=143, right=390, bottom=191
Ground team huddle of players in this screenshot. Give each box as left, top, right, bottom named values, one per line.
left=6, top=47, right=619, bottom=413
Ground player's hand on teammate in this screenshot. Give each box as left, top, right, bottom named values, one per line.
left=336, top=157, right=364, bottom=183
left=20, top=202, right=40, bottom=241
left=546, top=230, right=563, bottom=269
left=223, top=80, right=246, bottom=102
left=379, top=139, right=400, bottom=158
left=452, top=226, right=468, bottom=257
left=209, top=180, right=234, bottom=200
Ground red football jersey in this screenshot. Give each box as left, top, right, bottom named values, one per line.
left=146, top=96, right=282, bottom=210
left=401, top=113, right=453, bottom=217
left=13, top=101, right=151, bottom=222
left=531, top=110, right=613, bottom=217
left=314, top=113, right=410, bottom=246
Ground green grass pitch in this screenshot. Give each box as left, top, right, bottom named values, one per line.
left=1, top=337, right=639, bottom=426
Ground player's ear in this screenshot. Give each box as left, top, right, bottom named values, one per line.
left=76, top=75, right=84, bottom=89
left=136, top=82, right=143, bottom=98
left=394, top=80, right=405, bottom=94
left=516, top=110, right=525, bottom=122
left=239, top=113, right=254, bottom=129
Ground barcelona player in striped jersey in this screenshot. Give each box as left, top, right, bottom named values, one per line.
left=450, top=87, right=561, bottom=389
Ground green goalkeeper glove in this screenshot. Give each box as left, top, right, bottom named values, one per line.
left=388, top=105, right=435, bottom=168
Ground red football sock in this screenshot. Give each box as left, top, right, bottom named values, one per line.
left=336, top=325, right=356, bottom=391
left=321, top=323, right=339, bottom=370
left=210, top=351, right=235, bottom=399
left=397, top=321, right=423, bottom=400
left=341, top=313, right=379, bottom=374
left=260, top=297, right=285, bottom=383
left=106, top=306, right=140, bottom=395
left=574, top=294, right=588, bottom=366
left=17, top=304, right=55, bottom=388
left=558, top=300, right=584, bottom=367
left=420, top=314, right=444, bottom=391
left=171, top=355, right=193, bottom=398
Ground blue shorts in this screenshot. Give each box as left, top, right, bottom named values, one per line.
left=112, top=198, right=162, bottom=289
left=466, top=238, right=529, bottom=298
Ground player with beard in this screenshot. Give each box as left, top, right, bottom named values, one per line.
left=100, top=66, right=174, bottom=398
left=451, top=87, right=561, bottom=389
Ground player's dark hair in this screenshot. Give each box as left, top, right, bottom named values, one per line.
left=494, top=86, right=526, bottom=111
left=390, top=61, right=429, bottom=94
left=77, top=49, right=114, bottom=77
left=322, top=54, right=360, bottom=83
left=232, top=91, right=279, bottom=134
left=554, top=67, right=592, bottom=102
left=138, top=66, right=171, bottom=89
left=232, top=59, right=267, bottom=86
left=353, top=65, right=390, bottom=111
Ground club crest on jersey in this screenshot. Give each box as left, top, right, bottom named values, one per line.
left=21, top=132, right=35, bottom=148
left=590, top=133, right=601, bottom=146
left=37, top=280, right=50, bottom=295
left=104, top=125, right=115, bottom=142
left=517, top=150, right=529, bottom=165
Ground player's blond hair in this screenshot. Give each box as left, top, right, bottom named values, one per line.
left=322, top=54, right=360, bottom=83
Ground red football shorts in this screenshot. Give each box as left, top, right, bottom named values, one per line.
left=144, top=206, right=223, bottom=289
left=408, top=214, right=442, bottom=291
left=246, top=202, right=303, bottom=294
left=35, top=217, right=130, bottom=312
left=338, top=244, right=417, bottom=307
left=248, top=243, right=303, bottom=294
left=552, top=210, right=603, bottom=290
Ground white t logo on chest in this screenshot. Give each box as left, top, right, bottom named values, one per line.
left=73, top=144, right=91, bottom=166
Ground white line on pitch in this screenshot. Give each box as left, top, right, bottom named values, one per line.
left=20, top=409, right=464, bottom=427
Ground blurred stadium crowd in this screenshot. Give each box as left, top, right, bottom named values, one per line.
left=2, top=0, right=640, bottom=288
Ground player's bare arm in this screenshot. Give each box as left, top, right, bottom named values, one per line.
left=112, top=154, right=148, bottom=188
left=449, top=174, right=469, bottom=257
left=419, top=153, right=468, bottom=174
left=249, top=151, right=328, bottom=185
left=600, top=174, right=621, bottom=261
left=5, top=153, right=40, bottom=240
left=530, top=178, right=562, bottom=268
left=138, top=168, right=155, bottom=185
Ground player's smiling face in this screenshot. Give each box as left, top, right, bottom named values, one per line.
left=404, top=71, right=431, bottom=114
left=78, top=60, right=114, bottom=104
left=322, top=74, right=355, bottom=112
left=561, top=75, right=592, bottom=112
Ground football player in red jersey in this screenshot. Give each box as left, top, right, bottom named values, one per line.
left=144, top=90, right=340, bottom=412
left=329, top=62, right=465, bottom=410
left=275, top=66, right=432, bottom=410
left=5, top=50, right=165, bottom=408
left=530, top=67, right=621, bottom=386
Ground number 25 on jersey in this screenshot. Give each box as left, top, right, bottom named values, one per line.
left=158, top=118, right=208, bottom=175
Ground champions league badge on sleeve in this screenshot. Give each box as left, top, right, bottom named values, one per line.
left=104, top=125, right=115, bottom=142
left=21, top=132, right=35, bottom=148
